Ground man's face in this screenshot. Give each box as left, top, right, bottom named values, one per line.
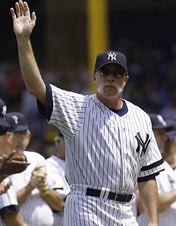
left=6, top=131, right=29, bottom=156
left=93, top=64, right=129, bottom=99
left=54, top=136, right=65, bottom=160
left=154, top=129, right=168, bottom=154
left=0, top=135, right=6, bottom=156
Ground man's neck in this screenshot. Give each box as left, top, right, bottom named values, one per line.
left=96, top=93, right=123, bottom=110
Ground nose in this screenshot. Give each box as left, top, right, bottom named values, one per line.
left=107, top=73, right=115, bottom=82
left=15, top=148, right=24, bottom=156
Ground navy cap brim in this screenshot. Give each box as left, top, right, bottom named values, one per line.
left=95, top=62, right=127, bottom=74
left=0, top=117, right=10, bottom=127
left=166, top=130, right=176, bottom=139
left=152, top=125, right=172, bottom=130
left=12, top=125, right=28, bottom=132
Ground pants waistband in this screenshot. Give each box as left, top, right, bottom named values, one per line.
left=86, top=188, right=132, bottom=203
left=70, top=185, right=132, bottom=203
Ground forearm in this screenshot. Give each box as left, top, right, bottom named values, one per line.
left=17, top=36, right=46, bottom=105
left=40, top=189, right=65, bottom=211
left=17, top=183, right=34, bottom=206
left=138, top=179, right=159, bottom=226
left=4, top=211, right=26, bottom=226
left=158, top=190, right=176, bottom=212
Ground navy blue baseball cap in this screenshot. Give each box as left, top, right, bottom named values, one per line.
left=94, top=51, right=128, bottom=74
left=149, top=114, right=171, bottom=130
left=4, top=112, right=28, bottom=132
left=0, top=98, right=10, bottom=130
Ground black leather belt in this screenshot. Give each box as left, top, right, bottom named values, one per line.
left=86, top=188, right=132, bottom=202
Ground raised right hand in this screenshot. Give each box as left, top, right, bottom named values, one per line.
left=10, top=0, right=36, bottom=38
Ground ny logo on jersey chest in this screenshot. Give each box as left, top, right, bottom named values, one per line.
left=135, top=132, right=151, bottom=156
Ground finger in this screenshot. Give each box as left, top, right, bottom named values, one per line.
left=24, top=2, right=30, bottom=17
left=12, top=155, right=25, bottom=161
left=10, top=8, right=17, bottom=20
left=10, top=160, right=30, bottom=165
left=5, top=151, right=16, bottom=162
left=15, top=2, right=20, bottom=18
left=31, top=12, right=37, bottom=24
left=19, top=0, right=25, bottom=16
left=33, top=165, right=44, bottom=171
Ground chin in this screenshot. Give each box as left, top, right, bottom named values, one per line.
left=103, top=92, right=121, bottom=99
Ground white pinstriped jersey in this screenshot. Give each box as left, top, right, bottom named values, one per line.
left=38, top=82, right=164, bottom=226
left=0, top=151, right=55, bottom=226
left=45, top=155, right=70, bottom=226
left=137, top=161, right=176, bottom=226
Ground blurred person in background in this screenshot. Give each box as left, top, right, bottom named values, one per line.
left=164, top=119, right=176, bottom=170
left=45, top=131, right=70, bottom=226
left=137, top=114, right=176, bottom=226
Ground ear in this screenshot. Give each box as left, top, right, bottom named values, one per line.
left=92, top=72, right=96, bottom=82
left=123, top=75, right=129, bottom=87
left=27, top=130, right=31, bottom=141
left=5, top=132, right=13, bottom=144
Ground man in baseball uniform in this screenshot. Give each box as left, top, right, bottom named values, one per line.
left=137, top=114, right=176, bottom=226
left=10, top=1, right=164, bottom=225
left=0, top=98, right=29, bottom=194
left=0, top=112, right=65, bottom=226
left=45, top=131, right=70, bottom=226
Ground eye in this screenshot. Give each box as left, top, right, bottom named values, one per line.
left=100, top=69, right=110, bottom=76
left=115, top=72, right=123, bottom=78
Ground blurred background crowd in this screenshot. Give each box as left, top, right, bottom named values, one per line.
left=1, top=0, right=176, bottom=157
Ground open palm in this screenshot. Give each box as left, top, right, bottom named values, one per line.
left=10, top=1, right=36, bottom=37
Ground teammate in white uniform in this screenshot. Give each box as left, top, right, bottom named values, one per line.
left=0, top=112, right=64, bottom=226
left=0, top=99, right=29, bottom=194
left=10, top=2, right=164, bottom=225
left=45, top=132, right=70, bottom=226
left=137, top=114, right=176, bottom=226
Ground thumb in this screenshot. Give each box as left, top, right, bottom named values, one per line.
left=33, top=165, right=44, bottom=172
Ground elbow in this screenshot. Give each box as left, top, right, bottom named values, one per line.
left=54, top=202, right=65, bottom=212
left=27, top=85, right=46, bottom=106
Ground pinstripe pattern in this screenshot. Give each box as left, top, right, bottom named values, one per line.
left=0, top=151, right=55, bottom=226
left=137, top=161, right=176, bottom=226
left=45, top=155, right=70, bottom=226
left=47, top=84, right=164, bottom=225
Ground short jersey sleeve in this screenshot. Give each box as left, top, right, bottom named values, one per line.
left=38, top=82, right=87, bottom=139
left=0, top=183, right=19, bottom=217
left=137, top=117, right=165, bottom=182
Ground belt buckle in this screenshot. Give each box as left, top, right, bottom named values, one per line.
left=114, top=193, right=119, bottom=201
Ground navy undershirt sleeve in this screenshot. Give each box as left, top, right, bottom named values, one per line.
left=0, top=205, right=19, bottom=218
left=37, top=80, right=53, bottom=121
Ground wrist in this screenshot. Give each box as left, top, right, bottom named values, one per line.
left=26, top=182, right=35, bottom=191
left=39, top=185, right=50, bottom=196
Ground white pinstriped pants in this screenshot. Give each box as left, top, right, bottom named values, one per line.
left=63, top=185, right=138, bottom=226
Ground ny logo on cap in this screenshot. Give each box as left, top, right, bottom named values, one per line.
left=12, top=115, right=18, bottom=124
left=108, top=52, right=117, bottom=61
left=2, top=106, right=7, bottom=116
left=157, top=115, right=166, bottom=126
